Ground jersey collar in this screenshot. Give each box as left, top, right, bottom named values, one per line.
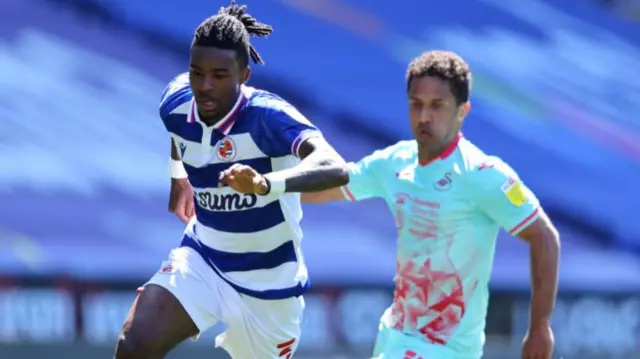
left=418, top=132, right=462, bottom=166
left=187, top=86, right=249, bottom=135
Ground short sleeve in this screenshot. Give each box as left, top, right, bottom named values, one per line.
left=158, top=73, right=192, bottom=120
left=267, top=102, right=322, bottom=157
left=340, top=150, right=387, bottom=201
left=467, top=157, right=541, bottom=235
left=158, top=73, right=191, bottom=131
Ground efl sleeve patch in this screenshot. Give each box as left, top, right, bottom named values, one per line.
left=500, top=177, right=528, bottom=207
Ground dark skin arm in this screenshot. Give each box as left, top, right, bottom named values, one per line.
left=169, top=138, right=194, bottom=223
left=517, top=210, right=560, bottom=359
left=170, top=138, right=181, bottom=161
left=278, top=136, right=349, bottom=192
left=219, top=136, right=349, bottom=194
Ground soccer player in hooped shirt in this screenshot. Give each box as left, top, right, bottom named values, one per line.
left=303, top=51, right=560, bottom=359
left=113, top=3, right=348, bottom=359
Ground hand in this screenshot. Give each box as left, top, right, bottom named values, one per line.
left=169, top=178, right=195, bottom=224
left=219, top=163, right=269, bottom=195
left=522, top=323, right=554, bottom=359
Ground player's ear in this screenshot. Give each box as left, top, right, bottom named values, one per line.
left=459, top=101, right=471, bottom=119
left=241, top=67, right=251, bottom=84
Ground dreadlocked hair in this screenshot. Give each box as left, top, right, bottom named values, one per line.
left=406, top=50, right=472, bottom=105
left=193, top=0, right=273, bottom=67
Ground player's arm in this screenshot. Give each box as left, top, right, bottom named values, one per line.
left=168, top=137, right=187, bottom=177
left=302, top=149, right=389, bottom=203
left=249, top=102, right=351, bottom=194
left=271, top=135, right=349, bottom=193
left=160, top=74, right=195, bottom=224
left=167, top=136, right=195, bottom=224
left=170, top=138, right=181, bottom=161
left=221, top=102, right=387, bottom=197
left=516, top=210, right=560, bottom=330
left=469, top=159, right=560, bottom=330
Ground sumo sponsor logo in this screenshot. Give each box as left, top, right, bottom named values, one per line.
left=197, top=191, right=258, bottom=211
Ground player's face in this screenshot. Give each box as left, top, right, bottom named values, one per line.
left=408, top=76, right=469, bottom=153
left=189, top=46, right=250, bottom=121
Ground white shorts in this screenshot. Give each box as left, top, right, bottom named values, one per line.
left=141, top=246, right=304, bottom=359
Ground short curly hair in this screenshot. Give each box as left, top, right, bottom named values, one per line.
left=406, top=50, right=472, bottom=105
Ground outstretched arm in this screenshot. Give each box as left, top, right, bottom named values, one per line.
left=220, top=137, right=348, bottom=195
left=219, top=100, right=393, bottom=198
left=219, top=99, right=350, bottom=195
left=264, top=136, right=349, bottom=193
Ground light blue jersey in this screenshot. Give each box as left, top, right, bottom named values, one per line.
left=340, top=134, right=540, bottom=359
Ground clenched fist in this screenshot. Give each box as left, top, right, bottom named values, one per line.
left=219, top=163, right=269, bottom=195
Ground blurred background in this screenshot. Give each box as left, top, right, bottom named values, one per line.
left=1, top=0, right=639, bottom=358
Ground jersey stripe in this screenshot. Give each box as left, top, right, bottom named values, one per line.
left=164, top=114, right=202, bottom=143
left=194, top=200, right=286, bottom=233
left=181, top=235, right=309, bottom=298
left=508, top=207, right=541, bottom=235
left=192, top=219, right=300, bottom=253
left=184, top=157, right=273, bottom=189
left=185, top=235, right=297, bottom=272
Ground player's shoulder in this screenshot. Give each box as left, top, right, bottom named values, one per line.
left=244, top=86, right=284, bottom=106
left=243, top=87, right=288, bottom=113
left=454, top=137, right=519, bottom=186
left=159, top=72, right=192, bottom=119
left=381, top=140, right=417, bottom=160
left=243, top=87, right=313, bottom=125
left=365, top=140, right=417, bottom=166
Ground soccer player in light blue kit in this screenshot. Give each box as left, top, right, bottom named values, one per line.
left=304, top=51, right=561, bottom=359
